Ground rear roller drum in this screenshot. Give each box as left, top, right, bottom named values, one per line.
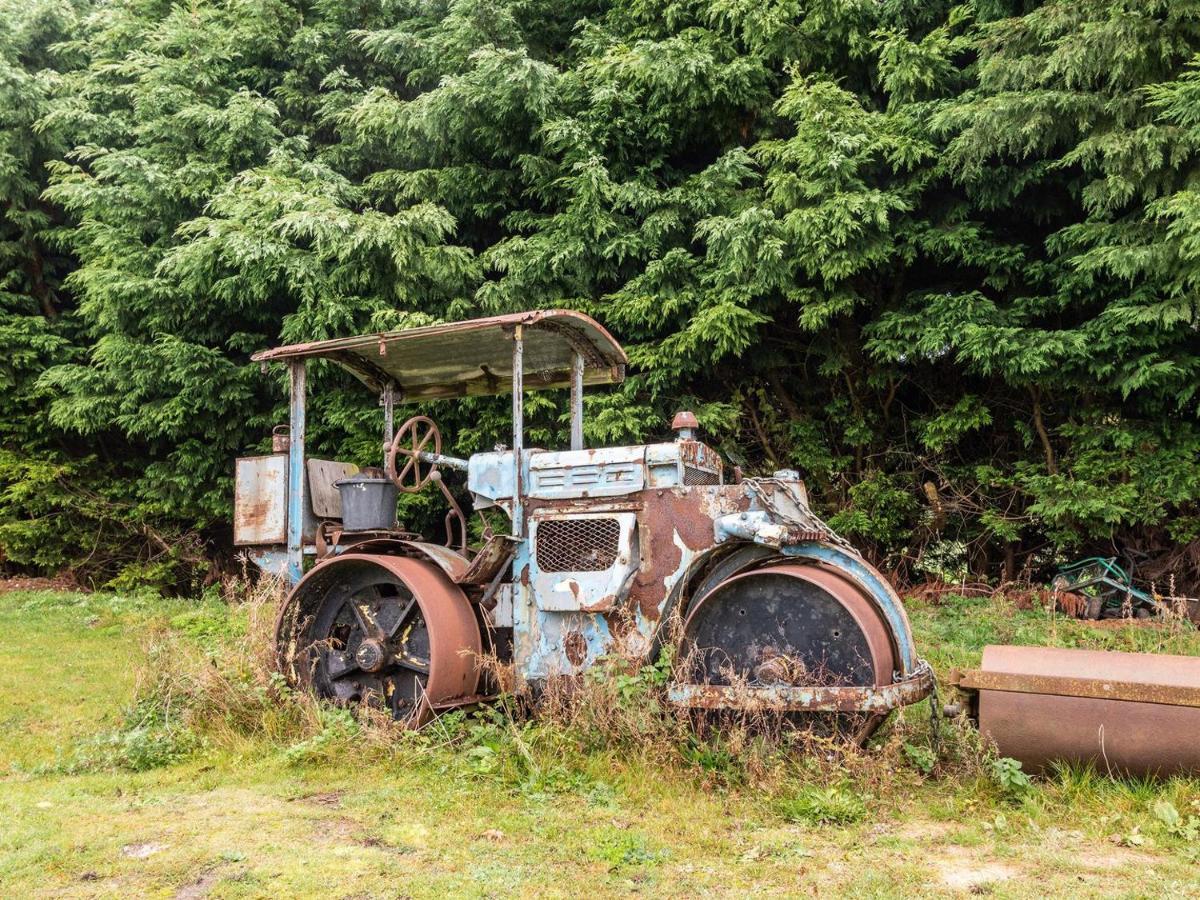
left=275, top=554, right=482, bottom=727
left=680, top=561, right=898, bottom=744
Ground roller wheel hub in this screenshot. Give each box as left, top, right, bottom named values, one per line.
left=354, top=639, right=389, bottom=673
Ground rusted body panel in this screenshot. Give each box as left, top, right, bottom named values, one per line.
left=506, top=475, right=930, bottom=690
left=669, top=664, right=934, bottom=712
left=468, top=441, right=723, bottom=508
left=234, top=452, right=320, bottom=554
left=459, top=534, right=520, bottom=586
left=510, top=484, right=748, bottom=678
left=234, top=455, right=289, bottom=546
left=396, top=540, right=470, bottom=583
left=530, top=512, right=638, bottom=612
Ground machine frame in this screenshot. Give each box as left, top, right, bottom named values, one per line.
left=241, top=309, right=934, bottom=730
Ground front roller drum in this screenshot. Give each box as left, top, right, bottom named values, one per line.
left=275, top=554, right=482, bottom=727
left=671, top=561, right=931, bottom=743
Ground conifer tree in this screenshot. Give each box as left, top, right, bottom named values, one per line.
left=0, top=0, right=1195, bottom=587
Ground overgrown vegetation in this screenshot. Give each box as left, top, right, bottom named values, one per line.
left=4, top=586, right=1199, bottom=894
left=16, top=581, right=1200, bottom=797
left=1, top=0, right=1199, bottom=590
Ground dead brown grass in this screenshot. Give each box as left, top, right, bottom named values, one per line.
left=0, top=572, right=80, bottom=593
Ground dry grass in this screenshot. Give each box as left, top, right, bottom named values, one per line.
left=108, top=573, right=1200, bottom=799
left=464, top=607, right=925, bottom=794
left=237, top=558, right=1197, bottom=786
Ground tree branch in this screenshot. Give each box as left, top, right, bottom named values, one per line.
left=1030, top=387, right=1057, bottom=475
left=746, top=400, right=779, bottom=469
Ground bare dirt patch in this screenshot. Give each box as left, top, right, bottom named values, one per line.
left=1074, top=847, right=1164, bottom=871
left=893, top=819, right=959, bottom=843
left=121, top=841, right=168, bottom=859
left=933, top=846, right=1017, bottom=893
left=293, top=790, right=344, bottom=808
left=173, top=866, right=234, bottom=899
left=311, top=816, right=359, bottom=843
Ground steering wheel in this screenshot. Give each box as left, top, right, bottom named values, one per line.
left=385, top=415, right=442, bottom=493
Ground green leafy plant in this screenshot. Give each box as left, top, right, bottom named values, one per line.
left=587, top=831, right=661, bottom=872
left=903, top=741, right=937, bottom=775
left=1153, top=800, right=1200, bottom=842
left=679, top=734, right=743, bottom=782
left=283, top=706, right=361, bottom=765
left=991, top=757, right=1032, bottom=798
left=778, top=784, right=868, bottom=826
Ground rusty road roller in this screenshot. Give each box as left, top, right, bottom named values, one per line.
left=236, top=310, right=933, bottom=737
left=235, top=310, right=1199, bottom=772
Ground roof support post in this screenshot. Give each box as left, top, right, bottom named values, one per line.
left=511, top=325, right=524, bottom=539
left=381, top=380, right=395, bottom=468
left=569, top=350, right=584, bottom=451
left=286, top=359, right=307, bottom=584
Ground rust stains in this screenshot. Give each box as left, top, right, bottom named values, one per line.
left=524, top=485, right=751, bottom=624
left=563, top=631, right=587, bottom=666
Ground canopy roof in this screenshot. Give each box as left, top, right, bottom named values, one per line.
left=252, top=310, right=627, bottom=402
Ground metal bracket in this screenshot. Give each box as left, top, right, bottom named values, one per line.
left=950, top=668, right=1200, bottom=708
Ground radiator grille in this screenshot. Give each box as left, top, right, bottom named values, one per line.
left=536, top=518, right=620, bottom=572
left=683, top=466, right=721, bottom=486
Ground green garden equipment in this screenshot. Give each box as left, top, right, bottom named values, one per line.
left=1051, top=557, right=1160, bottom=619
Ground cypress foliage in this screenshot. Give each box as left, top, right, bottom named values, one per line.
left=1, top=0, right=1197, bottom=589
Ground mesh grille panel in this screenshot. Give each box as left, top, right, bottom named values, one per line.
left=683, top=466, right=720, bottom=486
left=536, top=518, right=620, bottom=572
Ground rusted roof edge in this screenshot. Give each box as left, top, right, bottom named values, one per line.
left=251, top=309, right=628, bottom=367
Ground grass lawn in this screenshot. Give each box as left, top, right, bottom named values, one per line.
left=1, top=586, right=1198, bottom=898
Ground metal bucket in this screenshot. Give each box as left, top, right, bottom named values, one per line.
left=960, top=645, right=1200, bottom=777
left=335, top=474, right=398, bottom=532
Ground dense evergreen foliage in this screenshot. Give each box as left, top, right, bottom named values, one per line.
left=2, top=0, right=1198, bottom=589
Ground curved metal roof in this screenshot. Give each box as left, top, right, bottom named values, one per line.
left=251, top=309, right=627, bottom=401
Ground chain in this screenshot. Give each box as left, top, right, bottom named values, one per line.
left=926, top=663, right=943, bottom=763
left=744, top=477, right=858, bottom=553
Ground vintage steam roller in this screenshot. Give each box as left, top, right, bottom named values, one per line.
left=235, top=310, right=934, bottom=737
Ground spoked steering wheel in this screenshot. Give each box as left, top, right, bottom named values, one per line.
left=385, top=415, right=468, bottom=553
left=385, top=415, right=442, bottom=493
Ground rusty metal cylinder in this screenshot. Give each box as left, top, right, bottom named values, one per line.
left=682, top=562, right=898, bottom=691
left=671, top=558, right=927, bottom=744
left=974, top=645, right=1200, bottom=778
left=274, top=554, right=482, bottom=726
